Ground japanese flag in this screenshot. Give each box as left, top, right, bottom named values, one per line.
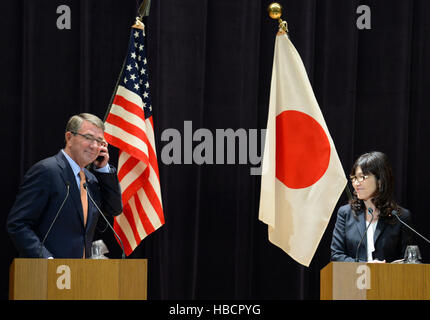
left=259, top=32, right=347, bottom=267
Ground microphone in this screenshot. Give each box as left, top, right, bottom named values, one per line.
left=39, top=181, right=70, bottom=258
left=391, top=210, right=430, bottom=244
left=355, top=208, right=374, bottom=262
left=83, top=183, right=125, bottom=259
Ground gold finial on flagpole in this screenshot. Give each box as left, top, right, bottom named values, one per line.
left=268, top=3, right=288, bottom=35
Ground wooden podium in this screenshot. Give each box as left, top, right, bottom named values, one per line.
left=9, top=258, right=147, bottom=300
left=321, top=261, right=430, bottom=300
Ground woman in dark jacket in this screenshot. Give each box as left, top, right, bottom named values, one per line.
left=330, top=151, right=413, bottom=262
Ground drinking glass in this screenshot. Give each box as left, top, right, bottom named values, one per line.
left=403, top=245, right=422, bottom=264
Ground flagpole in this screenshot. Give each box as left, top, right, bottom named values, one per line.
left=268, top=2, right=289, bottom=35
left=103, top=0, right=151, bottom=122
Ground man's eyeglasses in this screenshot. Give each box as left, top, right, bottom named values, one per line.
left=71, top=131, right=107, bottom=147
left=349, top=175, right=370, bottom=183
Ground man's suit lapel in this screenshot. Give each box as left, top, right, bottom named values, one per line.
left=55, top=151, right=86, bottom=227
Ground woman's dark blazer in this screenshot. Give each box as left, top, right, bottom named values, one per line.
left=330, top=204, right=413, bottom=262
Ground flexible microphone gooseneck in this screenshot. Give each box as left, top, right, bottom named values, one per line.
left=39, top=182, right=70, bottom=258
left=391, top=210, right=430, bottom=244
left=355, top=208, right=374, bottom=262
left=83, top=183, right=126, bottom=259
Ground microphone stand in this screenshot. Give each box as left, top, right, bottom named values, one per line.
left=355, top=208, right=374, bottom=262
left=392, top=211, right=430, bottom=244
left=39, top=182, right=70, bottom=258
left=84, top=183, right=126, bottom=259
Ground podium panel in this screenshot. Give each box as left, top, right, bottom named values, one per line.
left=321, top=261, right=430, bottom=300
left=9, top=258, right=147, bottom=300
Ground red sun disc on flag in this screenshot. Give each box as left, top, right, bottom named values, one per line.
left=276, top=110, right=331, bottom=189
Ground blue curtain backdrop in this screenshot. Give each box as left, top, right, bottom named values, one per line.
left=1, top=0, right=430, bottom=300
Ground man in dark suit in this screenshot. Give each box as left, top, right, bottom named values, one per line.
left=7, top=113, right=123, bottom=258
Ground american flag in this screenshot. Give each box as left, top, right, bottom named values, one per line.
left=104, top=24, right=164, bottom=256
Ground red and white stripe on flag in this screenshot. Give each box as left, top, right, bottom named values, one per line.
left=259, top=32, right=347, bottom=267
left=104, top=26, right=164, bottom=256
